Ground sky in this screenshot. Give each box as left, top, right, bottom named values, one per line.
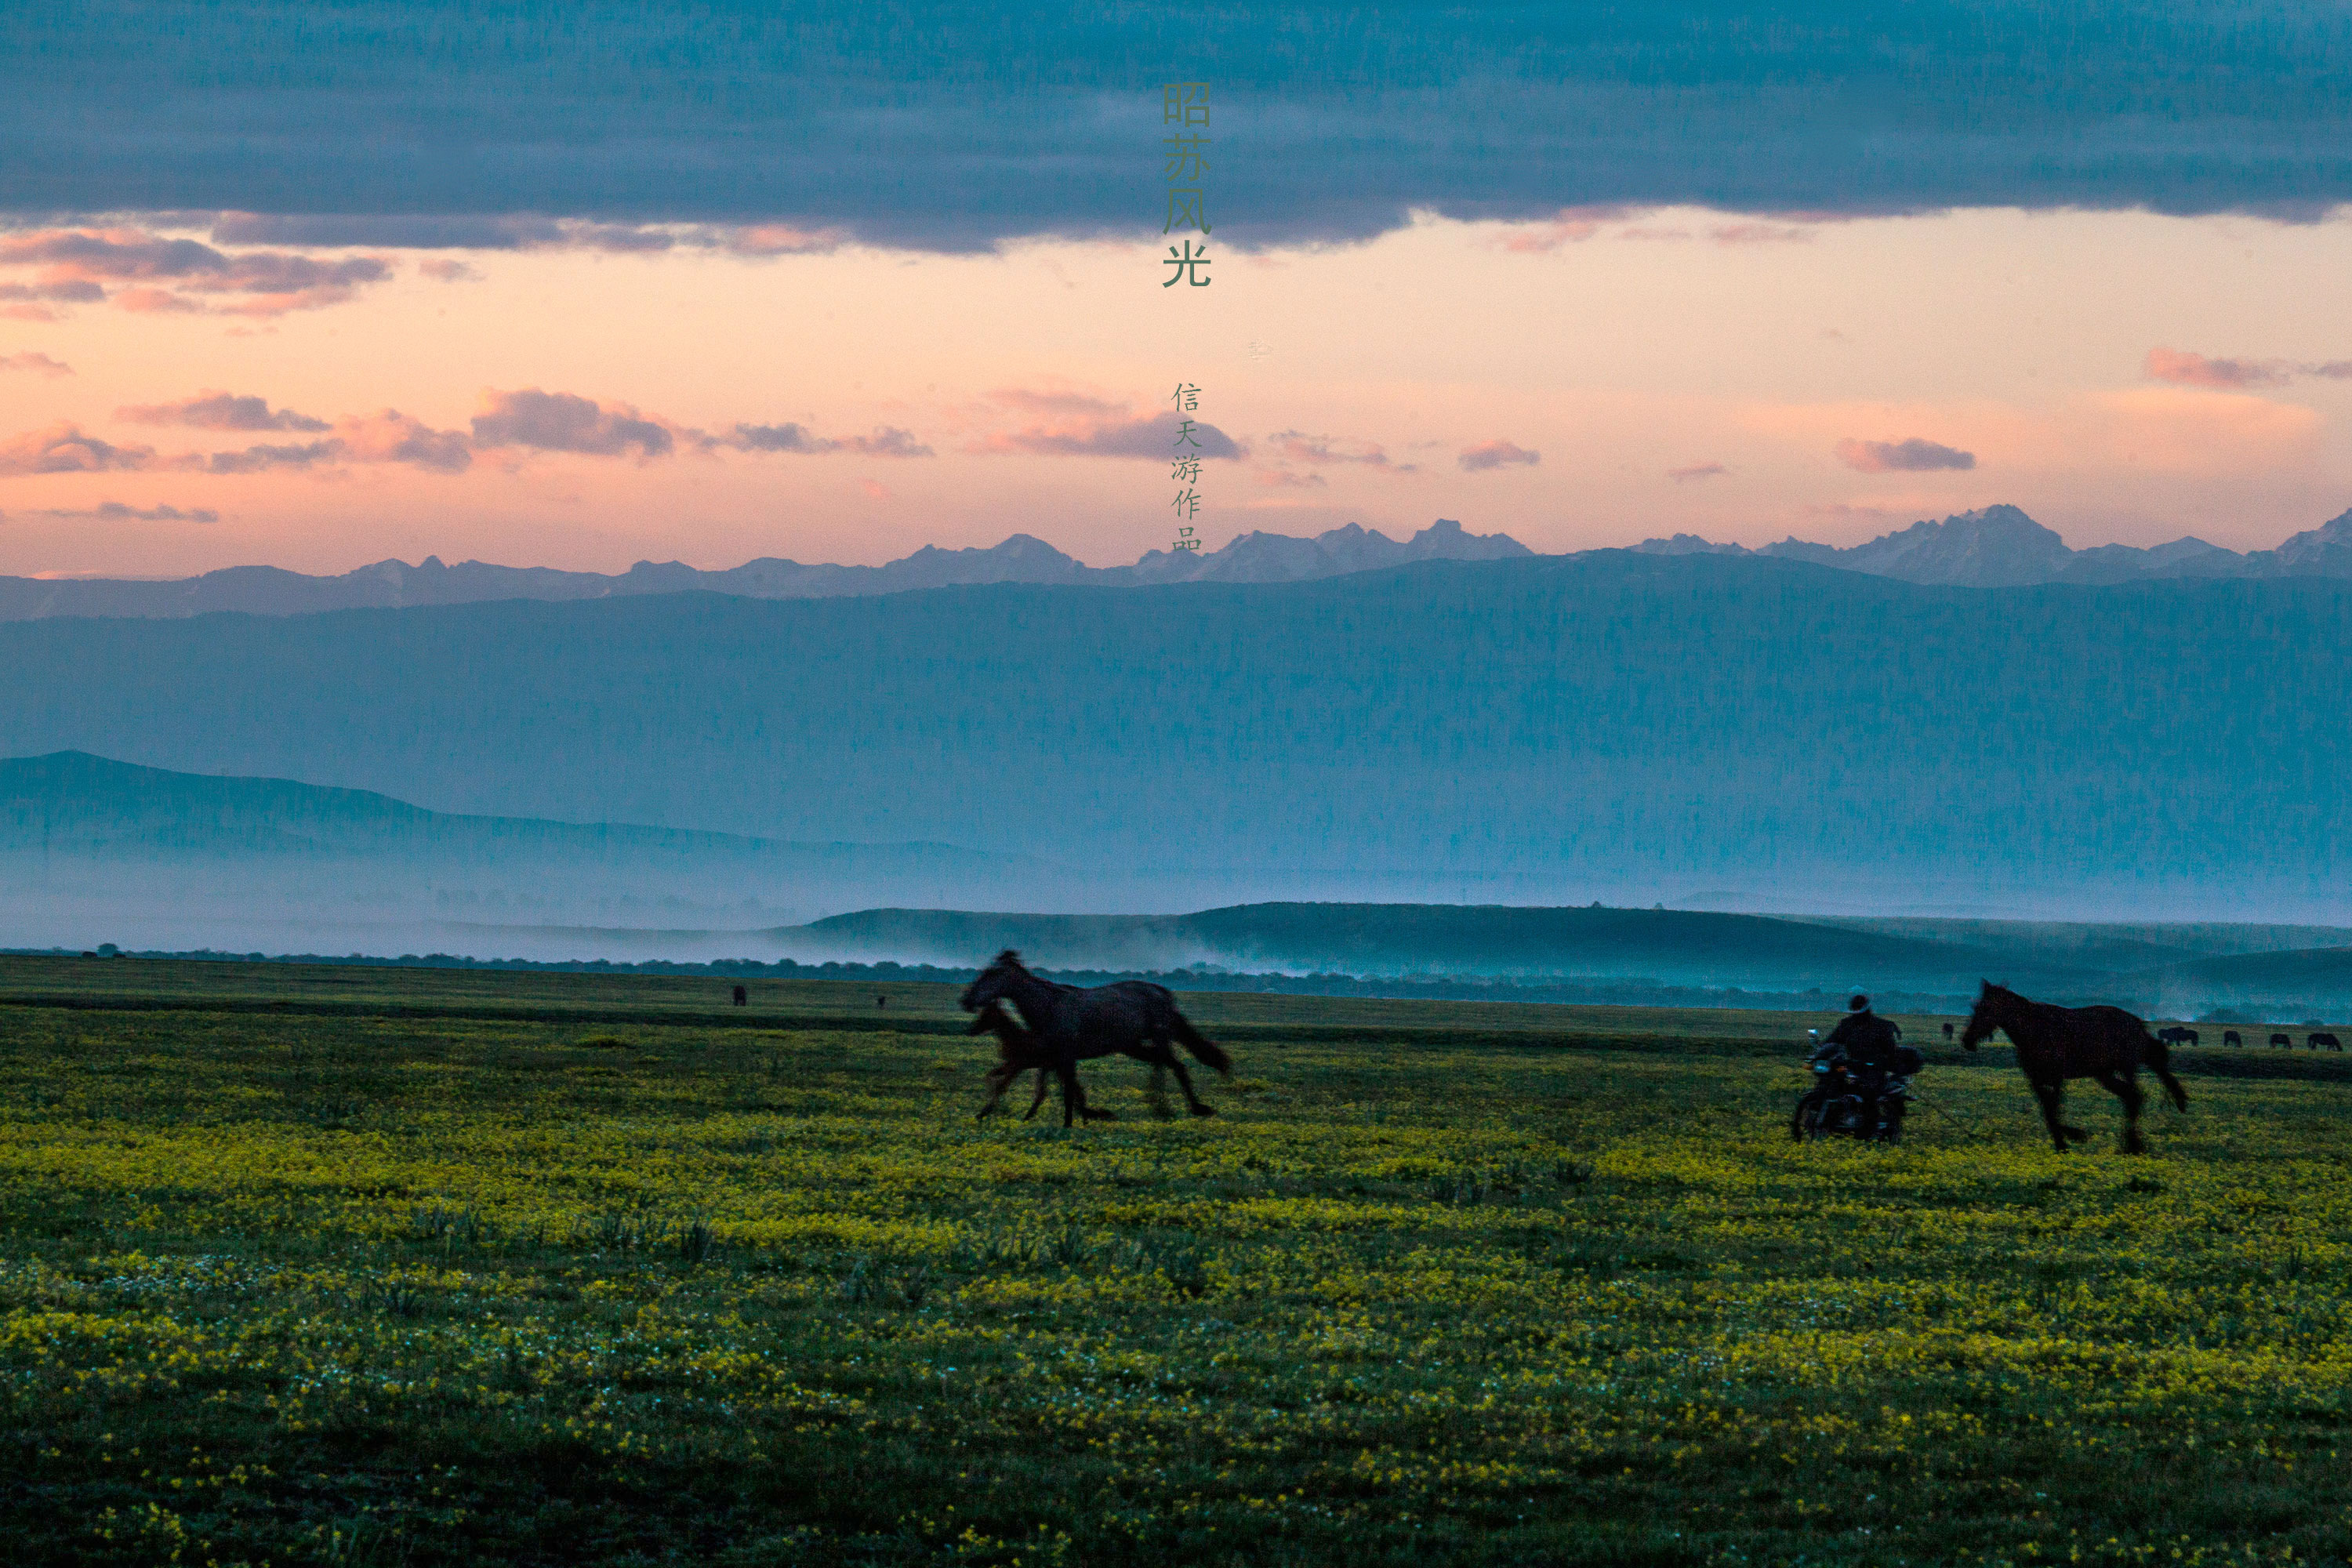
left=5, top=2, right=2352, bottom=578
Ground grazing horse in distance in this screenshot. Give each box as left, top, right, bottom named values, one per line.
left=1961, top=982, right=2188, bottom=1154
left=967, top=1001, right=1112, bottom=1123
left=2312, top=1032, right=2345, bottom=1053
left=2157, top=1026, right=2198, bottom=1047
left=1942, top=1022, right=1955, bottom=1041
left=2271, top=1033, right=2293, bottom=1048
left=2223, top=1030, right=2244, bottom=1047
left=961, top=950, right=1232, bottom=1126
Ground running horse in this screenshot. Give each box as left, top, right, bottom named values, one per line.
left=1960, top=982, right=2188, bottom=1153
left=960, top=950, right=1232, bottom=1126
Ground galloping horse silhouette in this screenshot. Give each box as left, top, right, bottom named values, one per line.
left=961, top=950, right=1232, bottom=1126
left=1961, top=982, right=2187, bottom=1153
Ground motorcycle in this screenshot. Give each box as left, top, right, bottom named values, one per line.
left=1791, top=1044, right=1918, bottom=1143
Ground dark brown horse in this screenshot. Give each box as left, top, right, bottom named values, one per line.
left=960, top=949, right=1232, bottom=1126
left=967, top=1000, right=1113, bottom=1123
left=1960, top=982, right=2187, bottom=1153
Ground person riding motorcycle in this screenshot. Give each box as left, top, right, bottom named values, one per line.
left=1793, top=993, right=1921, bottom=1141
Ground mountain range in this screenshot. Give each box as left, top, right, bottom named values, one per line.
left=1635, top=503, right=2352, bottom=587
left=2, top=551, right=2347, bottom=926
left=5, top=504, right=2349, bottom=621
left=0, top=517, right=1529, bottom=622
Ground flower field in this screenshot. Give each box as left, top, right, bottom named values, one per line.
left=2, top=959, right=2350, bottom=1566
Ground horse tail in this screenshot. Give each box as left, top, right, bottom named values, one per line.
left=1171, top=1015, right=1233, bottom=1077
left=2143, top=1031, right=2190, bottom=1112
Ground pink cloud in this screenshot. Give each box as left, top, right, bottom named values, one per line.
left=470, top=388, right=675, bottom=460
left=416, top=258, right=481, bottom=282
left=1667, top=462, right=1730, bottom=481
left=969, top=388, right=1240, bottom=459
left=0, top=303, right=57, bottom=321
left=723, top=422, right=933, bottom=457
left=2143, top=346, right=2352, bottom=389
left=117, top=391, right=329, bottom=432
left=0, top=423, right=158, bottom=475
left=2143, top=347, right=2288, bottom=390
left=1267, top=430, right=1410, bottom=470
left=0, top=227, right=394, bottom=318
left=1834, top=437, right=1975, bottom=473
left=0, top=280, right=105, bottom=303
left=1255, top=469, right=1327, bottom=488
left=113, top=288, right=205, bottom=315
left=332, top=410, right=473, bottom=472
left=198, top=441, right=342, bottom=474
left=724, top=224, right=851, bottom=256
left=0, top=352, right=72, bottom=378
left=1500, top=205, right=1638, bottom=253
left=1458, top=439, right=1541, bottom=472
left=860, top=478, right=891, bottom=501
left=1710, top=223, right=1813, bottom=245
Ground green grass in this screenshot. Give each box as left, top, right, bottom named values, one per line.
left=1, top=956, right=2348, bottom=1566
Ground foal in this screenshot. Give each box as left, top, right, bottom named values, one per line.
left=967, top=1001, right=1113, bottom=1123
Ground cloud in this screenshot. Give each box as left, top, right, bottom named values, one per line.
left=859, top=478, right=891, bottom=501
left=116, top=391, right=329, bottom=432
left=1256, top=469, right=1327, bottom=488
left=971, top=391, right=1242, bottom=459
left=1667, top=462, right=1730, bottom=481
left=1709, top=223, right=1813, bottom=245
left=197, top=440, right=342, bottom=474
left=1457, top=439, right=1541, bottom=472
left=0, top=352, right=71, bottom=377
left=30, top=501, right=220, bottom=523
left=722, top=421, right=933, bottom=457
left=329, top=410, right=474, bottom=472
left=1267, top=430, right=1412, bottom=471
left=0, top=279, right=105, bottom=303
left=112, top=287, right=206, bottom=314
left=0, top=227, right=394, bottom=317
left=837, top=426, right=931, bottom=457
left=416, top=258, right=481, bottom=282
left=1498, top=205, right=1636, bottom=252
left=2143, top=346, right=2352, bottom=390
left=1834, top=437, right=1976, bottom=473
left=728, top=422, right=830, bottom=454
left=470, top=388, right=673, bottom=459
left=0, top=423, right=158, bottom=474
left=16, top=9, right=2352, bottom=248
left=208, top=213, right=848, bottom=258
left=2143, top=347, right=2288, bottom=390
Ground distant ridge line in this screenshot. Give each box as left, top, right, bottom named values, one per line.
left=7, top=503, right=2349, bottom=621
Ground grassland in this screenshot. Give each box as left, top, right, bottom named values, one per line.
left=2, top=956, right=2349, bottom=1566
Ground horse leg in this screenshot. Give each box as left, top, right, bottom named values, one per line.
left=2097, top=1069, right=2147, bottom=1154
left=1154, top=1044, right=1216, bottom=1117
left=1021, top=1068, right=1053, bottom=1121
left=2032, top=1080, right=2082, bottom=1152
left=1055, top=1060, right=1085, bottom=1129
left=976, top=1062, right=1020, bottom=1120
left=2151, top=1060, right=2189, bottom=1112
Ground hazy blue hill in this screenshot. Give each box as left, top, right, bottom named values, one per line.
left=2128, top=946, right=2352, bottom=1015
left=0, top=554, right=2347, bottom=916
left=784, top=901, right=2077, bottom=991
left=0, top=750, right=1014, bottom=873
left=0, top=751, right=1048, bottom=955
